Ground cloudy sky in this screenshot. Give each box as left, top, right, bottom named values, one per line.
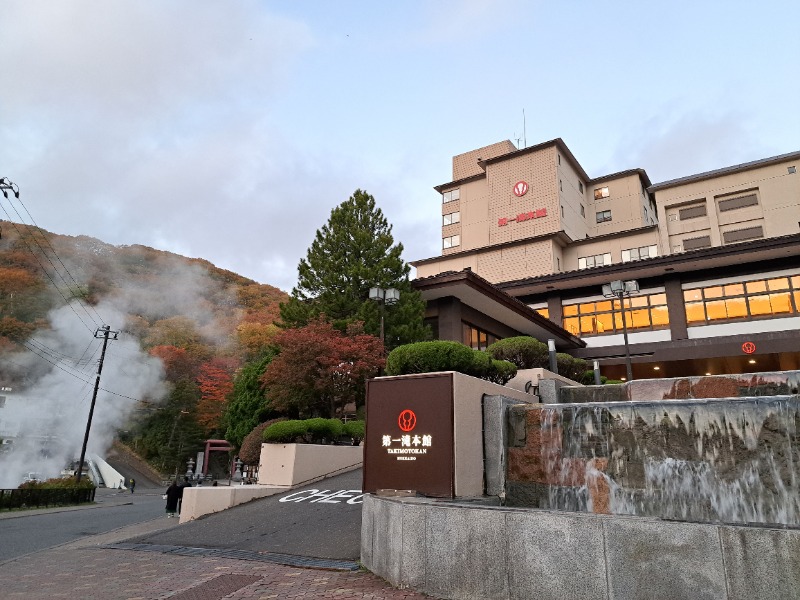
left=1, top=0, right=798, bottom=293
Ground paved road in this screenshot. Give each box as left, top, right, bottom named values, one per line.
left=0, top=469, right=430, bottom=599
left=134, top=469, right=364, bottom=559
left=0, top=488, right=164, bottom=562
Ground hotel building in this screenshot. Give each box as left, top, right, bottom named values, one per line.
left=411, top=139, right=800, bottom=380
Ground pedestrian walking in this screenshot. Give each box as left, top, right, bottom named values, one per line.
left=177, top=476, right=191, bottom=514
left=129, top=477, right=136, bottom=493
left=118, top=478, right=125, bottom=492
left=164, top=480, right=180, bottom=518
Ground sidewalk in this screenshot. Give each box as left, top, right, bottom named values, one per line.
left=0, top=493, right=430, bottom=599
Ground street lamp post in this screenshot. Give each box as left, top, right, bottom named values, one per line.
left=602, top=279, right=639, bottom=382
left=369, top=287, right=400, bottom=345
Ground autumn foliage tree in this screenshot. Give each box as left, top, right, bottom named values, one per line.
left=261, top=319, right=384, bottom=419
left=195, top=358, right=237, bottom=434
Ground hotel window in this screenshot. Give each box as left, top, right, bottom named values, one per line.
left=684, top=274, right=800, bottom=326
left=442, top=234, right=460, bottom=249
left=462, top=322, right=498, bottom=350
left=562, top=293, right=669, bottom=336
left=789, top=166, right=796, bottom=174
left=718, top=193, right=758, bottom=212
left=679, top=204, right=707, bottom=220
left=443, top=211, right=460, bottom=226
left=560, top=180, right=563, bottom=191
left=580, top=204, right=585, bottom=217
left=579, top=182, right=584, bottom=193
left=594, top=187, right=610, bottom=200
left=578, top=253, right=612, bottom=269
left=534, top=307, right=550, bottom=319
left=442, top=189, right=460, bottom=204
left=722, top=226, right=764, bottom=244
left=683, top=235, right=712, bottom=251
left=621, top=245, right=658, bottom=262
left=596, top=210, right=612, bottom=223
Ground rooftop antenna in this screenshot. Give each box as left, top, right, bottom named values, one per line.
left=513, top=133, right=522, bottom=148
left=522, top=109, right=527, bottom=148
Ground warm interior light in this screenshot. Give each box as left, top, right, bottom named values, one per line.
left=620, top=377, right=627, bottom=381
left=748, top=359, right=756, bottom=364
left=705, top=372, right=712, bottom=376
left=653, top=366, right=660, bottom=370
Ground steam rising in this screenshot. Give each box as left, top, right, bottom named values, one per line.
left=0, top=242, right=245, bottom=488
left=0, top=302, right=165, bottom=488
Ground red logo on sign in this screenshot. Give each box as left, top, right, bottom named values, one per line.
left=398, top=410, right=417, bottom=432
left=742, top=341, right=756, bottom=354
left=513, top=181, right=528, bottom=197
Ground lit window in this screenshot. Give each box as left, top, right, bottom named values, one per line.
left=442, top=189, right=460, bottom=204
left=594, top=187, right=610, bottom=200
left=462, top=322, right=498, bottom=350
left=683, top=274, right=800, bottom=326
left=534, top=307, right=550, bottom=319
left=443, top=211, right=460, bottom=226
left=442, top=234, right=460, bottom=249
left=596, top=210, right=612, bottom=223
left=562, top=293, right=669, bottom=336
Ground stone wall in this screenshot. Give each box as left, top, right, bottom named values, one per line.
left=505, top=395, right=800, bottom=525
left=558, top=370, right=800, bottom=403
left=362, top=494, right=800, bottom=600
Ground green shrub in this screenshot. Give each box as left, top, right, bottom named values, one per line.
left=19, top=477, right=96, bottom=490
left=263, top=420, right=309, bottom=443
left=343, top=420, right=365, bottom=444
left=305, top=418, right=344, bottom=443
left=467, top=349, right=517, bottom=385
left=556, top=353, right=589, bottom=382
left=386, top=341, right=476, bottom=376
left=385, top=340, right=516, bottom=385
left=486, top=336, right=549, bottom=369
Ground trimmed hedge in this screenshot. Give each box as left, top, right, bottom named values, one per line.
left=486, top=336, right=588, bottom=383
left=343, top=420, right=365, bottom=444
left=486, top=336, right=549, bottom=369
left=263, top=418, right=365, bottom=445
left=263, top=420, right=310, bottom=443
left=385, top=341, right=517, bottom=385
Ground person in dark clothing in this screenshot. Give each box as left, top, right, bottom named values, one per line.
left=165, top=481, right=181, bottom=517
left=129, top=477, right=136, bottom=493
left=177, top=476, right=192, bottom=514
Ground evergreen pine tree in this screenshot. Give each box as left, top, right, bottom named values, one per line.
left=279, top=189, right=428, bottom=348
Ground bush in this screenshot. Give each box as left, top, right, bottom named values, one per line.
left=263, top=420, right=309, bottom=443
left=18, top=477, right=95, bottom=490
left=486, top=336, right=549, bottom=369
left=343, top=420, right=365, bottom=445
left=386, top=341, right=476, bottom=376
left=305, top=418, right=344, bottom=443
left=240, top=418, right=286, bottom=464
left=556, top=353, right=589, bottom=382
left=385, top=341, right=516, bottom=385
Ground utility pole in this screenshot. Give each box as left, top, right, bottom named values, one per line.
left=76, top=325, right=119, bottom=483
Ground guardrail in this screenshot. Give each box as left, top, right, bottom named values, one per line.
left=0, top=487, right=96, bottom=510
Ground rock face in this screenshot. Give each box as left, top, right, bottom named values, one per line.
left=506, top=392, right=800, bottom=526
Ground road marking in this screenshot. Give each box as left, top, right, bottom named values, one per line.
left=278, top=489, right=363, bottom=504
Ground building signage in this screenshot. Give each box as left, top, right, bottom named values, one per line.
left=363, top=373, right=455, bottom=498
left=742, top=341, right=756, bottom=354
left=498, top=208, right=547, bottom=227
left=513, top=181, right=529, bottom=197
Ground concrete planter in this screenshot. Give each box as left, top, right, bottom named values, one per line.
left=258, top=442, right=363, bottom=487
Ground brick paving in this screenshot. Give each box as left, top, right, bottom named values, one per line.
left=0, top=484, right=430, bottom=599
left=0, top=545, right=429, bottom=599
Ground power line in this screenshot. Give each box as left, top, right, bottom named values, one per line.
left=0, top=206, right=96, bottom=334
left=10, top=195, right=107, bottom=327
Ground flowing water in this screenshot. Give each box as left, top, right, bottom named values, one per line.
left=536, top=396, right=800, bottom=526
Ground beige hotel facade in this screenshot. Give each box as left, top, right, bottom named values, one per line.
left=411, top=138, right=800, bottom=380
